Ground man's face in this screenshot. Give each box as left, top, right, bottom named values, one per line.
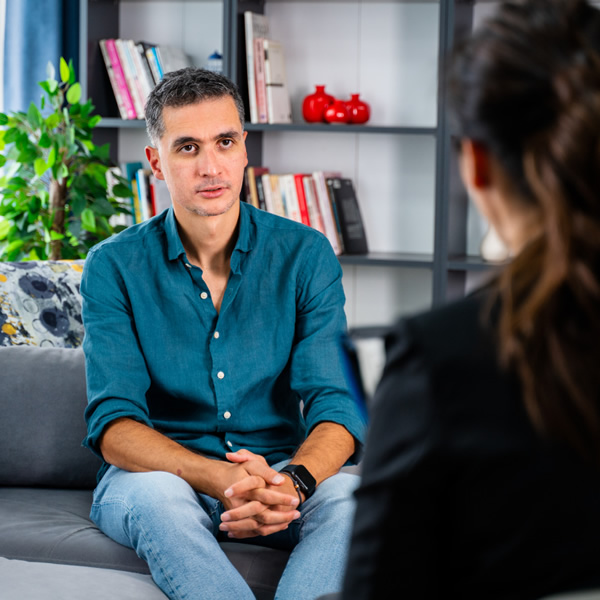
left=146, top=96, right=248, bottom=218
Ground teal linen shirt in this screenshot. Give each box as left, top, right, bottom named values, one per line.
left=82, top=202, right=365, bottom=480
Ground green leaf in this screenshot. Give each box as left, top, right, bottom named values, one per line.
left=4, top=127, right=19, bottom=144
left=38, top=132, right=51, bottom=148
left=112, top=183, right=133, bottom=198
left=27, top=196, right=41, bottom=214
left=88, top=114, right=102, bottom=128
left=46, top=61, right=56, bottom=81
left=27, top=103, right=42, bottom=129
left=45, top=112, right=60, bottom=129
left=66, top=82, right=81, bottom=105
left=0, top=113, right=8, bottom=125
left=59, top=57, right=70, bottom=83
left=0, top=155, right=6, bottom=168
left=81, top=208, right=96, bottom=232
left=0, top=218, right=10, bottom=240
left=50, top=230, right=65, bottom=240
left=47, top=79, right=59, bottom=94
left=34, top=158, right=48, bottom=177
left=47, top=145, right=57, bottom=169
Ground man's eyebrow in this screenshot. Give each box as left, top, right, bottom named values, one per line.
left=171, top=130, right=242, bottom=149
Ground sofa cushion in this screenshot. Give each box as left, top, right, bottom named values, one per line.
left=0, top=260, right=84, bottom=347
left=0, top=345, right=100, bottom=488
left=0, top=488, right=290, bottom=600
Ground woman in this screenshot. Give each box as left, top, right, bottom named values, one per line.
left=342, top=1, right=600, bottom=598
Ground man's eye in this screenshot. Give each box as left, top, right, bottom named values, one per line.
left=181, top=144, right=196, bottom=153
left=220, top=139, right=233, bottom=148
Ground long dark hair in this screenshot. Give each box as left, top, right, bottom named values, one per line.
left=447, top=0, right=600, bottom=462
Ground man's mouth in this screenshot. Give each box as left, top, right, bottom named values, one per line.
left=197, top=185, right=227, bottom=198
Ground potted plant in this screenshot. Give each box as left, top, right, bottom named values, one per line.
left=0, top=57, right=132, bottom=261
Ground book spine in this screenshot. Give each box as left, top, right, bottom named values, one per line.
left=326, top=178, right=347, bottom=254
left=246, top=167, right=260, bottom=209
left=303, top=175, right=325, bottom=235
left=104, top=39, right=137, bottom=120
left=312, top=171, right=342, bottom=255
left=281, top=174, right=301, bottom=223
left=129, top=40, right=154, bottom=111
left=244, top=11, right=259, bottom=123
left=99, top=40, right=129, bottom=120
left=145, top=45, right=162, bottom=84
left=151, top=46, right=164, bottom=80
left=254, top=38, right=268, bottom=123
left=293, top=173, right=311, bottom=227
left=255, top=174, right=267, bottom=211
left=115, top=39, right=145, bottom=119
left=269, top=174, right=286, bottom=218
left=261, top=174, right=274, bottom=214
left=136, top=169, right=151, bottom=221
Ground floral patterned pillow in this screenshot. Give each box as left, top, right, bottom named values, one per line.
left=0, top=261, right=85, bottom=347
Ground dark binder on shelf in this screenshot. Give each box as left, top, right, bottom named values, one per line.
left=326, top=177, right=369, bottom=255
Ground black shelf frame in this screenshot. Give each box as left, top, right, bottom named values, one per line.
left=78, top=0, right=485, bottom=329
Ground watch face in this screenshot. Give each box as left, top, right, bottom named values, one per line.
left=283, top=464, right=316, bottom=496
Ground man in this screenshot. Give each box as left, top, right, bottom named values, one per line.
left=81, top=68, right=365, bottom=600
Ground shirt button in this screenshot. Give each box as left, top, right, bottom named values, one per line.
left=217, top=371, right=225, bottom=379
left=224, top=411, right=231, bottom=419
left=226, top=441, right=233, bottom=447
left=214, top=331, right=220, bottom=339
left=200, top=292, right=208, bottom=299
left=185, top=263, right=191, bottom=268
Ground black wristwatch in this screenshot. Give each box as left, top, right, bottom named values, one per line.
left=279, top=464, right=317, bottom=501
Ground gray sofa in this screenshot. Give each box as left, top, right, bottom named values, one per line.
left=0, top=260, right=289, bottom=599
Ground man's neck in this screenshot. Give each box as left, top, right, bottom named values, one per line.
left=175, top=202, right=240, bottom=274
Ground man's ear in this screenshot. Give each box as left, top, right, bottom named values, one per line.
left=145, top=146, right=165, bottom=181
left=459, top=139, right=492, bottom=190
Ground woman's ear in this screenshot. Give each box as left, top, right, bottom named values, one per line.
left=459, top=139, right=492, bottom=190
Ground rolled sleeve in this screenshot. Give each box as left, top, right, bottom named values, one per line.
left=81, top=247, right=154, bottom=459
left=290, top=236, right=366, bottom=462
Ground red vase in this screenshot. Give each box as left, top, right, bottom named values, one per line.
left=346, top=94, right=370, bottom=124
left=302, top=85, right=335, bottom=123
left=323, top=99, right=351, bottom=124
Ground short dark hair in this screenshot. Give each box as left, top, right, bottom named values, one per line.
left=145, top=68, right=245, bottom=145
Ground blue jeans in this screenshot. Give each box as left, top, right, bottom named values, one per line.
left=90, top=462, right=359, bottom=600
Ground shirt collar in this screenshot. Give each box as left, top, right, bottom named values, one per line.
left=164, top=203, right=255, bottom=267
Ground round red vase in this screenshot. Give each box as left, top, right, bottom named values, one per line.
left=323, top=99, right=351, bottom=124
left=346, top=94, right=370, bottom=124
left=302, top=85, right=335, bottom=123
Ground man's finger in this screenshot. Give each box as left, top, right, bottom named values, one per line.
left=224, top=475, right=266, bottom=499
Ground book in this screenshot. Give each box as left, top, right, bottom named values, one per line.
left=142, top=42, right=162, bottom=84
left=268, top=174, right=286, bottom=218
left=255, top=173, right=267, bottom=211
left=114, top=39, right=145, bottom=119
left=130, top=40, right=155, bottom=108
left=263, top=39, right=292, bottom=124
left=293, top=173, right=312, bottom=227
left=280, top=174, right=302, bottom=223
left=244, top=11, right=270, bottom=124
left=261, top=173, right=274, bottom=214
left=303, top=175, right=325, bottom=235
left=326, top=177, right=369, bottom=255
left=102, top=39, right=137, bottom=120
left=149, top=175, right=172, bottom=215
left=246, top=166, right=269, bottom=209
left=135, top=168, right=152, bottom=220
left=254, top=38, right=268, bottom=123
left=312, top=171, right=343, bottom=255
left=156, top=45, right=193, bottom=75
left=121, top=161, right=144, bottom=222
left=98, top=40, right=129, bottom=120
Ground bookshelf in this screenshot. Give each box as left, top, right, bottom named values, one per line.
left=77, top=0, right=496, bottom=332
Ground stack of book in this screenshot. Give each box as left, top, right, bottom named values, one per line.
left=243, top=11, right=292, bottom=124
left=243, top=168, right=369, bottom=255
left=99, top=39, right=193, bottom=120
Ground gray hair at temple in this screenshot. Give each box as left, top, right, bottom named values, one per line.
left=144, top=67, right=246, bottom=146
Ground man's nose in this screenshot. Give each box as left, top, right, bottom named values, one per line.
left=197, top=148, right=222, bottom=177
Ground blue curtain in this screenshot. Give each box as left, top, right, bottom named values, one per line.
left=3, top=0, right=79, bottom=114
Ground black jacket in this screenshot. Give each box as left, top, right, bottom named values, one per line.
left=342, top=292, right=600, bottom=599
